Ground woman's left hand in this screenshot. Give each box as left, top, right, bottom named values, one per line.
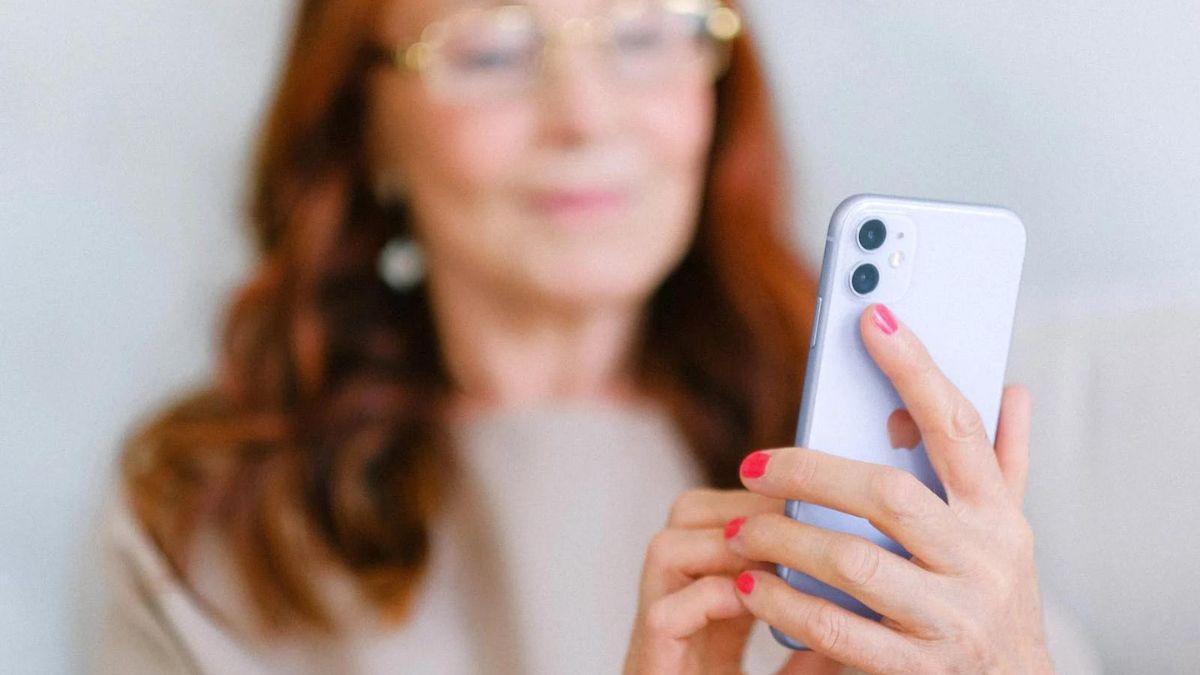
left=724, top=304, right=1054, bottom=674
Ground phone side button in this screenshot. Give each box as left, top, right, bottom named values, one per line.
left=810, top=296, right=822, bottom=349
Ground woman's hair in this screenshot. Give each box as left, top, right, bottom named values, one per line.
left=121, top=0, right=817, bottom=634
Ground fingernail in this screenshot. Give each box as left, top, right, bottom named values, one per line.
left=735, top=571, right=755, bottom=594
left=740, top=451, right=770, bottom=478
left=871, top=303, right=898, bottom=335
left=724, top=516, right=746, bottom=539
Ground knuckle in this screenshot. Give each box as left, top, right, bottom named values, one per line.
left=869, top=467, right=927, bottom=522
left=945, top=397, right=986, bottom=444
left=958, top=622, right=992, bottom=668
left=830, top=538, right=883, bottom=589
left=736, top=514, right=767, bottom=551
left=974, top=512, right=1036, bottom=569
left=968, top=556, right=1012, bottom=598
left=739, top=513, right=784, bottom=559
left=644, top=531, right=674, bottom=569
left=643, top=598, right=675, bottom=636
left=787, top=449, right=821, bottom=494
left=939, top=609, right=985, bottom=655
left=804, top=602, right=848, bottom=654
left=981, top=479, right=1017, bottom=509
left=666, top=489, right=706, bottom=526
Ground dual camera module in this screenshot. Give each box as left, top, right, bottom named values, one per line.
left=851, top=218, right=887, bottom=295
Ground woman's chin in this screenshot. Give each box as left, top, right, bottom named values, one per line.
left=525, top=268, right=662, bottom=311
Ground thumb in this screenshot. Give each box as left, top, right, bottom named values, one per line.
left=993, top=383, right=1033, bottom=506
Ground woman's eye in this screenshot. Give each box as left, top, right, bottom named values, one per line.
left=458, top=48, right=528, bottom=70
left=614, top=26, right=667, bottom=52
left=444, top=26, right=539, bottom=74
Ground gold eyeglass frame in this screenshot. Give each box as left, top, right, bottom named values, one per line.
left=371, top=0, right=743, bottom=86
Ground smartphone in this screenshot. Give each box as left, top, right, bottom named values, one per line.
left=771, top=194, right=1026, bottom=650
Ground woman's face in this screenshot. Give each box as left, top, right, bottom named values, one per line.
left=366, top=0, right=718, bottom=309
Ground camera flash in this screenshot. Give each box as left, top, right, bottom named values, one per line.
left=888, top=251, right=905, bottom=268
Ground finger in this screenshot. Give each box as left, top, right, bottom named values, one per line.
left=733, top=571, right=922, bottom=674
left=727, top=512, right=946, bottom=628
left=859, top=303, right=1007, bottom=504
left=634, top=576, right=747, bottom=672
left=666, top=488, right=784, bottom=528
left=702, top=608, right=757, bottom=668
left=739, top=447, right=972, bottom=572
left=644, top=575, right=747, bottom=637
left=640, top=527, right=754, bottom=600
left=993, top=383, right=1032, bottom=507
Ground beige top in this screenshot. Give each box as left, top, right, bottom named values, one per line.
left=80, top=400, right=1099, bottom=674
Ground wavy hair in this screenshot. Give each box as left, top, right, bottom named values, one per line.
left=120, top=0, right=818, bottom=634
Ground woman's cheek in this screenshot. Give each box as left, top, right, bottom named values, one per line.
left=633, top=87, right=716, bottom=239
left=405, top=105, right=537, bottom=256
left=424, top=105, right=535, bottom=194
left=639, top=86, right=717, bottom=171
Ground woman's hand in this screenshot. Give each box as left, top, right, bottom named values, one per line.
left=622, top=488, right=843, bottom=674
left=724, top=304, right=1053, bottom=674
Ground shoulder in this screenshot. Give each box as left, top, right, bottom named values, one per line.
left=83, top=478, right=268, bottom=674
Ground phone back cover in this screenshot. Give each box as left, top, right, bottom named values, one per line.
left=773, top=194, right=1026, bottom=649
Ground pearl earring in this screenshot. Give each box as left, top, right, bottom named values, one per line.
left=372, top=169, right=423, bottom=290
left=377, top=236, right=425, bottom=290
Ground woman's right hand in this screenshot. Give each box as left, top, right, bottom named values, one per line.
left=622, top=488, right=844, bottom=675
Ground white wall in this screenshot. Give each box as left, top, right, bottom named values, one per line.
left=2, top=0, right=1197, bottom=672
left=1, top=1, right=287, bottom=671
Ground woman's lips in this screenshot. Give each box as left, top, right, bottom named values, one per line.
left=529, top=186, right=629, bottom=219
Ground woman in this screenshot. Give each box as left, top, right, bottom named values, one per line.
left=86, top=0, right=1054, bottom=672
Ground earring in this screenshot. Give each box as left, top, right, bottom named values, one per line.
left=377, top=235, right=425, bottom=290
left=372, top=168, right=423, bottom=289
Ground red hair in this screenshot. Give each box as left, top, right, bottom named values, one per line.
left=121, top=0, right=817, bottom=634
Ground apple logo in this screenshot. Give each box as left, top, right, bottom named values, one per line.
left=887, top=408, right=921, bottom=449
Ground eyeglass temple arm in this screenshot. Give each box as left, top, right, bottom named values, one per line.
left=368, top=43, right=430, bottom=72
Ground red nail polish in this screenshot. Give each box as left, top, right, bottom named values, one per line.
left=724, top=516, right=746, bottom=539
left=872, top=303, right=898, bottom=335
left=735, top=571, right=755, bottom=594
left=740, top=451, right=770, bottom=478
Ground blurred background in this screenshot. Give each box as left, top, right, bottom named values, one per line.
left=2, top=0, right=1197, bottom=672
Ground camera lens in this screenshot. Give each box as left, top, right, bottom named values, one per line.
left=850, top=263, right=880, bottom=295
left=858, top=219, right=887, bottom=251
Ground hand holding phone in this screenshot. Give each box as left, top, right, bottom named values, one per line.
left=721, top=195, right=1052, bottom=672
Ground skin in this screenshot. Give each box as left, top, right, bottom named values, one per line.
left=624, top=305, right=1053, bottom=674
left=365, top=1, right=1052, bottom=672
left=365, top=0, right=716, bottom=417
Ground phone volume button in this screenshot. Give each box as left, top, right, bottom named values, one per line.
left=810, top=297, right=822, bottom=349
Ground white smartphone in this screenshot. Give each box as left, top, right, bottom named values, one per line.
left=771, top=194, right=1027, bottom=650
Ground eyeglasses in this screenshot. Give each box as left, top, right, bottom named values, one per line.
left=370, top=0, right=742, bottom=104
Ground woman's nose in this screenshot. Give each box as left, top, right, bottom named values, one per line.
left=537, top=48, right=621, bottom=146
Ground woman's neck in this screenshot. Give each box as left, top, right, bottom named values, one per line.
left=423, top=265, right=647, bottom=424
